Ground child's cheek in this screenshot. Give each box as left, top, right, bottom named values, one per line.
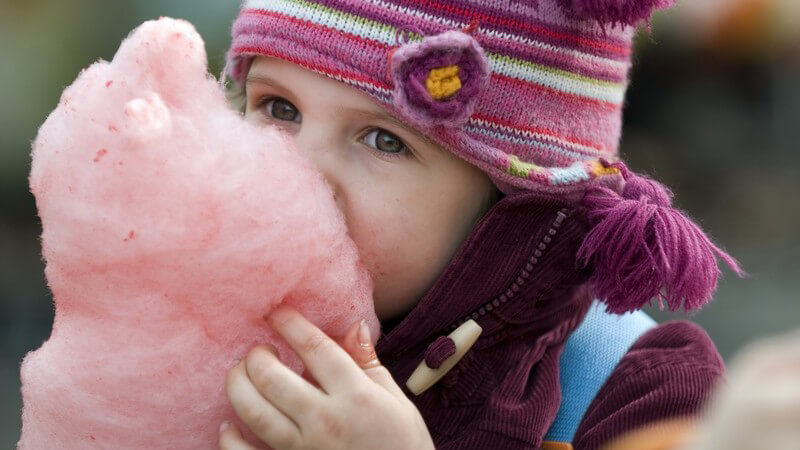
left=346, top=201, right=404, bottom=280
left=342, top=195, right=430, bottom=315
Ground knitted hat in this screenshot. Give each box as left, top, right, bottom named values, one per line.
left=226, top=0, right=743, bottom=313
left=226, top=0, right=677, bottom=194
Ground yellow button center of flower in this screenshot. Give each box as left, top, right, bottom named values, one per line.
left=425, top=65, right=461, bottom=100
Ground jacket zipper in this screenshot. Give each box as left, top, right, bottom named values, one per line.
left=447, top=208, right=570, bottom=331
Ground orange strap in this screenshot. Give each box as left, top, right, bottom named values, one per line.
left=600, top=417, right=698, bottom=450
left=542, top=417, right=698, bottom=450
left=542, top=441, right=573, bottom=450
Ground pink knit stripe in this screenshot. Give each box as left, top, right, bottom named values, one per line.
left=372, top=0, right=632, bottom=57
left=235, top=10, right=389, bottom=55
left=472, top=75, right=622, bottom=153
left=234, top=11, right=392, bottom=85
left=474, top=31, right=630, bottom=83
left=468, top=121, right=611, bottom=163
left=235, top=9, right=388, bottom=50
left=490, top=71, right=620, bottom=110
left=466, top=127, right=581, bottom=167
left=233, top=43, right=391, bottom=93
left=472, top=112, right=612, bottom=155
left=459, top=0, right=581, bottom=29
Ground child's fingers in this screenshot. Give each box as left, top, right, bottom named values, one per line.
left=225, top=361, right=302, bottom=448
left=218, top=421, right=259, bottom=450
left=363, top=363, right=407, bottom=400
left=244, top=344, right=322, bottom=421
left=341, top=320, right=406, bottom=400
left=341, top=320, right=377, bottom=368
left=265, top=305, right=362, bottom=393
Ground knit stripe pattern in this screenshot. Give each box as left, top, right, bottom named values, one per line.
left=228, top=0, right=637, bottom=194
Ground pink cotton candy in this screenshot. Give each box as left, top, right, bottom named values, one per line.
left=20, top=17, right=378, bottom=449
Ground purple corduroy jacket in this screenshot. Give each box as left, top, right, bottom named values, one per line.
left=375, top=191, right=725, bottom=449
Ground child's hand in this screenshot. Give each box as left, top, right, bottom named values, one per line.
left=219, top=305, right=435, bottom=450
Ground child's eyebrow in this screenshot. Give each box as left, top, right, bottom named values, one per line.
left=246, top=73, right=439, bottom=150
left=345, top=109, right=438, bottom=149
left=245, top=74, right=292, bottom=95
left=245, top=74, right=279, bottom=86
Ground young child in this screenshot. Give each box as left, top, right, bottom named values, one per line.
left=217, top=1, right=742, bottom=449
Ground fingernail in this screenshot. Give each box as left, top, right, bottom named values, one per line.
left=219, top=420, right=230, bottom=433
left=358, top=320, right=371, bottom=348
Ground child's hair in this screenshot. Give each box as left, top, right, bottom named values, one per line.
left=221, top=72, right=246, bottom=114
left=223, top=0, right=743, bottom=313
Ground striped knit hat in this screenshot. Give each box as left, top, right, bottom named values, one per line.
left=226, top=0, right=678, bottom=195
left=227, top=0, right=744, bottom=313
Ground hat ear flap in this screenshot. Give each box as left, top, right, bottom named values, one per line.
left=558, top=0, right=677, bottom=27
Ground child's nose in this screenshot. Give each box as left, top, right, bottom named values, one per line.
left=293, top=130, right=345, bottom=209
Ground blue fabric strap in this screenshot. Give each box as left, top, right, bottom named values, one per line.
left=543, top=300, right=657, bottom=443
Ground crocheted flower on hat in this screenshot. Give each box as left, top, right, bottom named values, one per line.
left=390, top=30, right=490, bottom=130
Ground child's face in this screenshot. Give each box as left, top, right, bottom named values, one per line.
left=244, top=57, right=494, bottom=321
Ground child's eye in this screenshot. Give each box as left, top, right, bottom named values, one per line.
left=259, top=96, right=301, bottom=123
left=360, top=129, right=409, bottom=157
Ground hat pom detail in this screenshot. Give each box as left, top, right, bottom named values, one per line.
left=559, top=0, right=677, bottom=27
left=390, top=30, right=490, bottom=130
left=577, top=161, right=744, bottom=314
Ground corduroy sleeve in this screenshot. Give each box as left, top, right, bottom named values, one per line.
left=571, top=320, right=725, bottom=450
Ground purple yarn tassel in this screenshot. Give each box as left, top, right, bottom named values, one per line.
left=578, top=162, right=744, bottom=314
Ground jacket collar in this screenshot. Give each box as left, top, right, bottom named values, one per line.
left=376, top=190, right=592, bottom=365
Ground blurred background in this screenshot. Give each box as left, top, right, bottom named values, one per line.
left=0, top=0, right=798, bottom=447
